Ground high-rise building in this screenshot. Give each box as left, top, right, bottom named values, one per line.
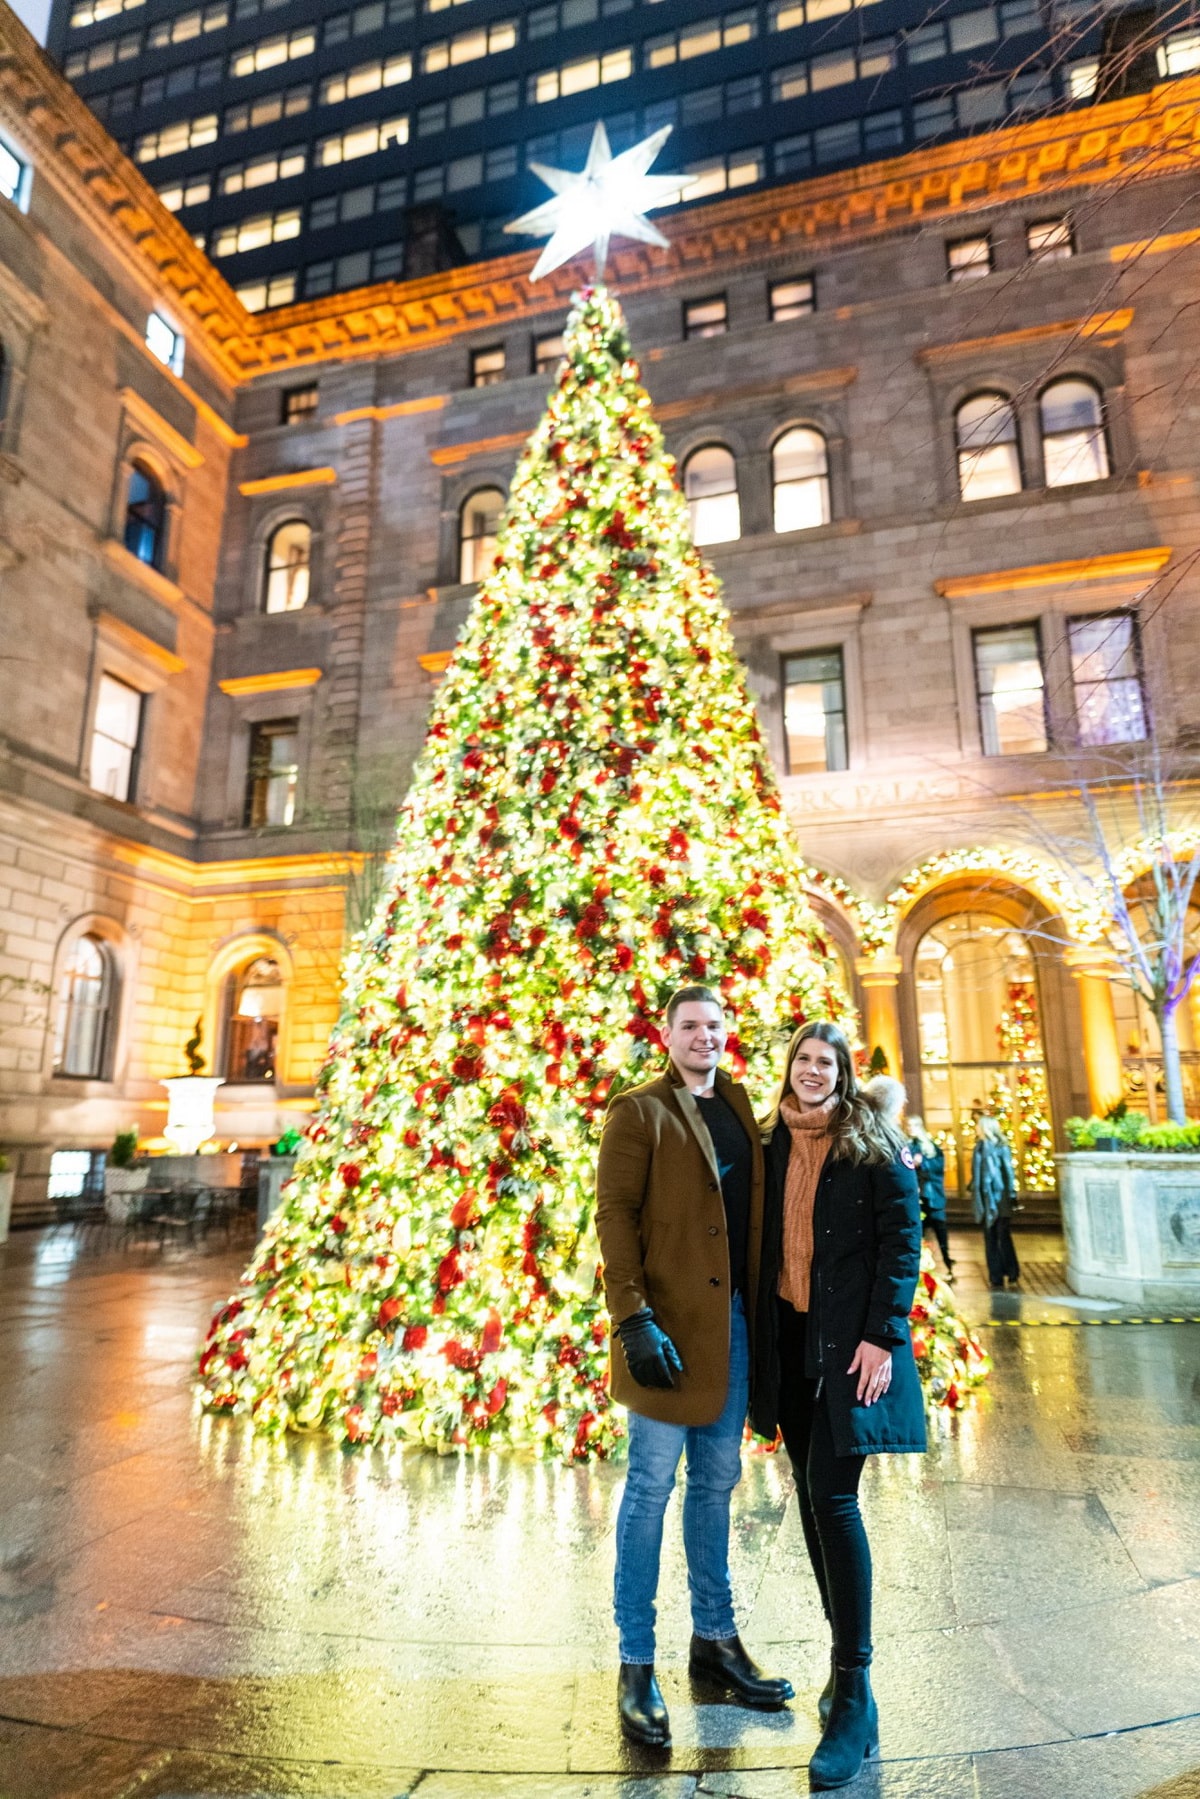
left=45, top=0, right=1200, bottom=313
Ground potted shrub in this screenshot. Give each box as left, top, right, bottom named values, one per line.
left=0, top=1151, right=14, bottom=1243
left=104, top=1127, right=148, bottom=1221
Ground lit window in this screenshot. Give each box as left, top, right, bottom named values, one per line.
left=770, top=59, right=808, bottom=100
left=134, top=114, right=218, bottom=162
left=145, top=313, right=184, bottom=374
left=471, top=345, right=505, bottom=387
left=1068, top=613, right=1146, bottom=747
left=947, top=235, right=992, bottom=281
left=213, top=209, right=301, bottom=255
left=225, top=86, right=312, bottom=133
left=70, top=0, right=145, bottom=24
left=236, top=274, right=298, bottom=312
left=0, top=135, right=29, bottom=209
left=769, top=0, right=807, bottom=27
left=530, top=45, right=631, bottom=99
left=956, top=393, right=1021, bottom=501
left=459, top=486, right=505, bottom=582
left=770, top=277, right=815, bottom=321
left=1040, top=379, right=1109, bottom=486
left=1158, top=29, right=1200, bottom=76
left=316, top=117, right=408, bottom=165
left=230, top=27, right=316, bottom=76
left=681, top=146, right=763, bottom=201
left=320, top=52, right=412, bottom=104
left=422, top=18, right=516, bottom=70
left=223, top=955, right=283, bottom=1081
left=1065, top=58, right=1098, bottom=98
left=282, top=383, right=318, bottom=425
left=683, top=295, right=727, bottom=340
left=263, top=520, right=312, bottom=612
left=89, top=673, right=144, bottom=800
left=245, top=721, right=299, bottom=827
left=533, top=330, right=565, bottom=374
left=683, top=445, right=740, bottom=546
left=53, top=935, right=116, bottom=1079
left=123, top=461, right=166, bottom=565
left=783, top=649, right=847, bottom=773
left=156, top=175, right=211, bottom=211
left=773, top=428, right=830, bottom=532
left=1026, top=217, right=1073, bottom=263
left=974, top=624, right=1046, bottom=756
left=811, top=47, right=856, bottom=89
left=220, top=148, right=306, bottom=194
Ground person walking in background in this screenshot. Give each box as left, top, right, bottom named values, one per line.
left=753, top=1026, right=925, bottom=1791
left=971, top=1115, right=1020, bottom=1288
left=595, top=985, right=794, bottom=1749
left=907, top=1114, right=953, bottom=1279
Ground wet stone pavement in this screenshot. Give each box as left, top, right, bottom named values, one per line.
left=0, top=1226, right=1198, bottom=1799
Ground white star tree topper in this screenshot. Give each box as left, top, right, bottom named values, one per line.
left=504, top=121, right=688, bottom=281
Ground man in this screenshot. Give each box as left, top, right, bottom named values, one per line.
left=595, top=985, right=794, bottom=1748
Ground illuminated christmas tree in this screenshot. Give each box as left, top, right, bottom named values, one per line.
left=199, top=285, right=845, bottom=1458
left=992, top=980, right=1056, bottom=1190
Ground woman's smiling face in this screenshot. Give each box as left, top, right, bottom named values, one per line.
left=789, top=1037, right=839, bottom=1108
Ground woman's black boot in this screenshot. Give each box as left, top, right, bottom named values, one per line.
left=808, top=1663, right=878, bottom=1790
left=617, top=1663, right=671, bottom=1747
left=817, top=1647, right=835, bottom=1723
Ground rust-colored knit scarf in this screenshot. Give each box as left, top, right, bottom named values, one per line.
left=777, top=1091, right=835, bottom=1313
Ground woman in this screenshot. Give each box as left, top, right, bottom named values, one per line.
left=752, top=1022, right=925, bottom=1792
left=907, top=1113, right=953, bottom=1279
left=971, top=1115, right=1020, bottom=1288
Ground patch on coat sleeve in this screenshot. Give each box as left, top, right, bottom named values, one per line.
left=900, top=1147, right=916, bottom=1169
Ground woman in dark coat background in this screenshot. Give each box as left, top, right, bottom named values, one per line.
left=971, top=1115, right=1020, bottom=1288
left=752, top=1021, right=925, bottom=1791
left=908, top=1114, right=953, bottom=1279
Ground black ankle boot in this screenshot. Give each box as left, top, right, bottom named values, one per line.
left=688, top=1634, right=794, bottom=1709
left=817, top=1647, right=835, bottom=1724
left=617, top=1663, right=671, bottom=1747
left=809, top=1663, right=878, bottom=1790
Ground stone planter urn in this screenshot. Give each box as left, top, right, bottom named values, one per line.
left=104, top=1164, right=149, bottom=1223
left=161, top=1077, right=225, bottom=1157
left=257, top=1155, right=298, bottom=1236
left=0, top=1168, right=13, bottom=1244
left=1058, top=1151, right=1200, bottom=1307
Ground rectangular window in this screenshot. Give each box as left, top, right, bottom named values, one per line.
left=949, top=5, right=997, bottom=51
left=245, top=719, right=300, bottom=828
left=815, top=119, right=860, bottom=162
left=858, top=37, right=896, bottom=77
left=423, top=18, right=516, bottom=71
left=489, top=78, right=519, bottom=113
left=906, top=21, right=946, bottom=61
left=533, top=330, right=565, bottom=372
left=378, top=174, right=407, bottom=208
left=1000, top=0, right=1039, bottom=33
left=1065, top=59, right=1098, bottom=98
left=471, top=344, right=505, bottom=386
left=775, top=131, right=812, bottom=174
left=282, top=383, right=318, bottom=424
left=684, top=294, right=728, bottom=339
left=70, top=0, right=144, bottom=25
left=681, top=85, right=723, bottom=126
left=413, top=164, right=444, bottom=200
left=90, top=672, right=144, bottom=800
left=336, top=250, right=370, bottom=287
left=450, top=88, right=484, bottom=125
left=157, top=174, right=212, bottom=210
left=783, top=650, right=848, bottom=774
left=373, top=241, right=404, bottom=279
left=811, top=48, right=857, bottom=90
left=134, top=114, right=218, bottom=162
left=956, top=80, right=1005, bottom=125
left=0, top=136, right=29, bottom=208
left=1027, top=215, right=1073, bottom=261
left=235, top=272, right=297, bottom=312
left=316, top=116, right=408, bottom=165
left=306, top=261, right=334, bottom=297
left=341, top=182, right=375, bottom=219
left=1068, top=614, right=1146, bottom=746
left=224, top=86, right=310, bottom=132
left=771, top=60, right=809, bottom=101
left=913, top=94, right=954, bottom=137
left=221, top=147, right=305, bottom=194
left=947, top=234, right=992, bottom=281
left=973, top=624, right=1047, bottom=756
left=726, top=73, right=761, bottom=112
left=320, top=52, right=412, bottom=104
left=682, top=145, right=762, bottom=199
left=230, top=27, right=315, bottom=76
left=145, top=311, right=184, bottom=373
left=769, top=0, right=807, bottom=29
left=863, top=107, right=903, bottom=151
left=1158, top=28, right=1200, bottom=75
left=213, top=208, right=301, bottom=255
left=770, top=276, right=815, bottom=320
left=485, top=144, right=517, bottom=180
left=448, top=151, right=483, bottom=189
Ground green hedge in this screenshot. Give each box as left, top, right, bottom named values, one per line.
left=1064, top=1112, right=1200, bottom=1152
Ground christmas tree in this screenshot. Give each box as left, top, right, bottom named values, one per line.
left=199, top=286, right=988, bottom=1456
left=991, top=980, right=1056, bottom=1190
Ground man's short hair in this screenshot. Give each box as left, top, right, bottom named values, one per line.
left=665, top=984, right=725, bottom=1026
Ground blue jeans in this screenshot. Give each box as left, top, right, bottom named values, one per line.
left=613, top=1293, right=749, bottom=1664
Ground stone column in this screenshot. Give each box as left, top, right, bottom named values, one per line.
left=1064, top=947, right=1124, bottom=1117
left=855, top=954, right=903, bottom=1078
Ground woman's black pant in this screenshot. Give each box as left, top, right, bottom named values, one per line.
left=775, top=1301, right=871, bottom=1669
left=983, top=1216, right=1020, bottom=1286
left=922, top=1206, right=952, bottom=1269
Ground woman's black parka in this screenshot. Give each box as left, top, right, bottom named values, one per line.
left=750, top=1124, right=927, bottom=1458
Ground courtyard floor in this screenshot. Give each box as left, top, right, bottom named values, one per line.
left=0, top=1222, right=1198, bottom=1799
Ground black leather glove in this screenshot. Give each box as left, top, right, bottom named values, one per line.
left=617, top=1308, right=683, bottom=1390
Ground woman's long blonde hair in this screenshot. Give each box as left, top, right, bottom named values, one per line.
left=763, top=1020, right=909, bottom=1166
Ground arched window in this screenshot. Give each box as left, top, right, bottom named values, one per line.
left=123, top=461, right=166, bottom=567
left=53, top=934, right=115, bottom=1079
left=683, top=445, right=740, bottom=545
left=772, top=427, right=831, bottom=533
left=222, top=954, right=284, bottom=1083
left=1040, top=378, right=1109, bottom=487
left=263, top=519, right=312, bottom=613
left=955, top=393, right=1021, bottom=501
left=458, top=487, right=504, bottom=584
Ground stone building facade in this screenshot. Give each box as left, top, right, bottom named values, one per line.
left=3, top=0, right=1200, bottom=1220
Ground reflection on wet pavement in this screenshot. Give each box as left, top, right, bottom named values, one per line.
left=0, top=1227, right=1197, bottom=1799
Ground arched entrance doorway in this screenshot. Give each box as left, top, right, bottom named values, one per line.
left=908, top=908, right=1057, bottom=1204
